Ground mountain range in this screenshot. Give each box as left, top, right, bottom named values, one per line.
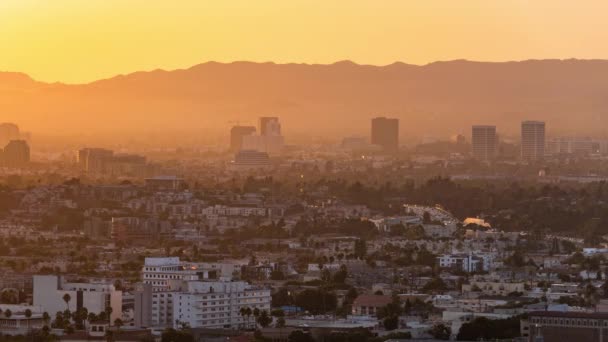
left=3, top=59, right=608, bottom=143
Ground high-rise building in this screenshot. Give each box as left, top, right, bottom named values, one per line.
left=0, top=123, right=20, bottom=147
left=259, top=117, right=281, bottom=136
left=230, top=126, right=256, bottom=152
left=371, top=117, right=399, bottom=151
left=78, top=148, right=114, bottom=173
left=137, top=257, right=271, bottom=329
left=241, top=117, right=284, bottom=155
left=471, top=125, right=498, bottom=161
left=3, top=140, right=30, bottom=167
left=521, top=121, right=545, bottom=160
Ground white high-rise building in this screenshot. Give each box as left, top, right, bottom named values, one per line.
left=136, top=257, right=270, bottom=329
left=173, top=281, right=271, bottom=330
left=471, top=125, right=498, bottom=161
left=521, top=121, right=545, bottom=160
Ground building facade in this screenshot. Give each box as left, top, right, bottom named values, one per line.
left=521, top=121, right=546, bottom=160
left=371, top=117, right=399, bottom=151
left=471, top=125, right=498, bottom=161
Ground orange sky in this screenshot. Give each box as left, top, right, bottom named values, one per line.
left=2, top=0, right=608, bottom=83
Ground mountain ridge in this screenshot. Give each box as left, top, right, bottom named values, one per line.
left=3, top=59, right=608, bottom=140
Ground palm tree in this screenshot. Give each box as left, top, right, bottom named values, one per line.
left=245, top=307, right=252, bottom=329
left=114, top=318, right=123, bottom=335
left=105, top=306, right=113, bottom=321
left=239, top=307, right=247, bottom=329
left=62, top=293, right=71, bottom=311
left=25, top=309, right=32, bottom=330
left=42, top=311, right=50, bottom=326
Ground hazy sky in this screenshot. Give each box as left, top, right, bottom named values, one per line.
left=2, top=0, right=608, bottom=83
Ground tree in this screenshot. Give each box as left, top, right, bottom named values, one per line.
left=288, top=330, right=314, bottom=342
left=161, top=328, right=194, bottom=342
left=422, top=277, right=448, bottom=293
left=62, top=293, right=71, bottom=311
left=114, top=318, right=124, bottom=334
left=354, top=239, right=367, bottom=259
left=429, top=323, right=451, bottom=340
left=383, top=316, right=399, bottom=330
left=333, top=265, right=348, bottom=284
left=276, top=317, right=286, bottom=328
left=4, top=309, right=12, bottom=318
left=257, top=310, right=272, bottom=328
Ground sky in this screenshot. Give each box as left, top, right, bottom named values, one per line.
left=1, top=0, right=608, bottom=83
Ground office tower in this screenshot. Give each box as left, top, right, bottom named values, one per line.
left=0, top=123, right=20, bottom=147
left=471, top=125, right=498, bottom=161
left=3, top=140, right=30, bottom=167
left=78, top=148, right=114, bottom=173
left=241, top=117, right=284, bottom=155
left=230, top=125, right=256, bottom=152
left=521, top=121, right=546, bottom=160
left=371, top=117, right=399, bottom=151
left=232, top=150, right=271, bottom=170
left=259, top=117, right=281, bottom=136
left=547, top=136, right=592, bottom=156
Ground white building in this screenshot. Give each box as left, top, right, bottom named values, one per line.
left=33, top=275, right=122, bottom=322
left=437, top=254, right=484, bottom=273
left=142, top=257, right=200, bottom=292
left=173, top=281, right=271, bottom=329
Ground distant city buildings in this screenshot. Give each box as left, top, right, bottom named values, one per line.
left=0, top=123, right=21, bottom=147
left=371, top=117, right=399, bottom=151
left=78, top=147, right=153, bottom=177
left=230, top=125, right=256, bottom=152
left=231, top=150, right=271, bottom=170
left=521, top=120, right=545, bottom=160
left=471, top=125, right=498, bottom=161
left=2, top=140, right=30, bottom=167
left=240, top=116, right=284, bottom=155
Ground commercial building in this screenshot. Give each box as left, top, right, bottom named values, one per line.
left=547, top=136, right=594, bottom=156
left=241, top=117, right=284, bottom=155
left=33, top=275, right=122, bottom=322
left=78, top=148, right=114, bottom=174
left=521, top=121, right=546, bottom=160
left=2, top=140, right=30, bottom=167
left=526, top=311, right=608, bottom=342
left=0, top=304, right=45, bottom=336
left=144, top=176, right=185, bottom=191
left=371, top=117, right=399, bottom=151
left=259, top=117, right=281, bottom=136
left=136, top=257, right=270, bottom=329
left=173, top=281, right=271, bottom=329
left=471, top=125, right=498, bottom=161
left=0, top=123, right=21, bottom=147
left=231, top=150, right=271, bottom=170
left=230, top=126, right=256, bottom=152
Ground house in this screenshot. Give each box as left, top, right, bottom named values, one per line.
left=351, top=295, right=392, bottom=316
